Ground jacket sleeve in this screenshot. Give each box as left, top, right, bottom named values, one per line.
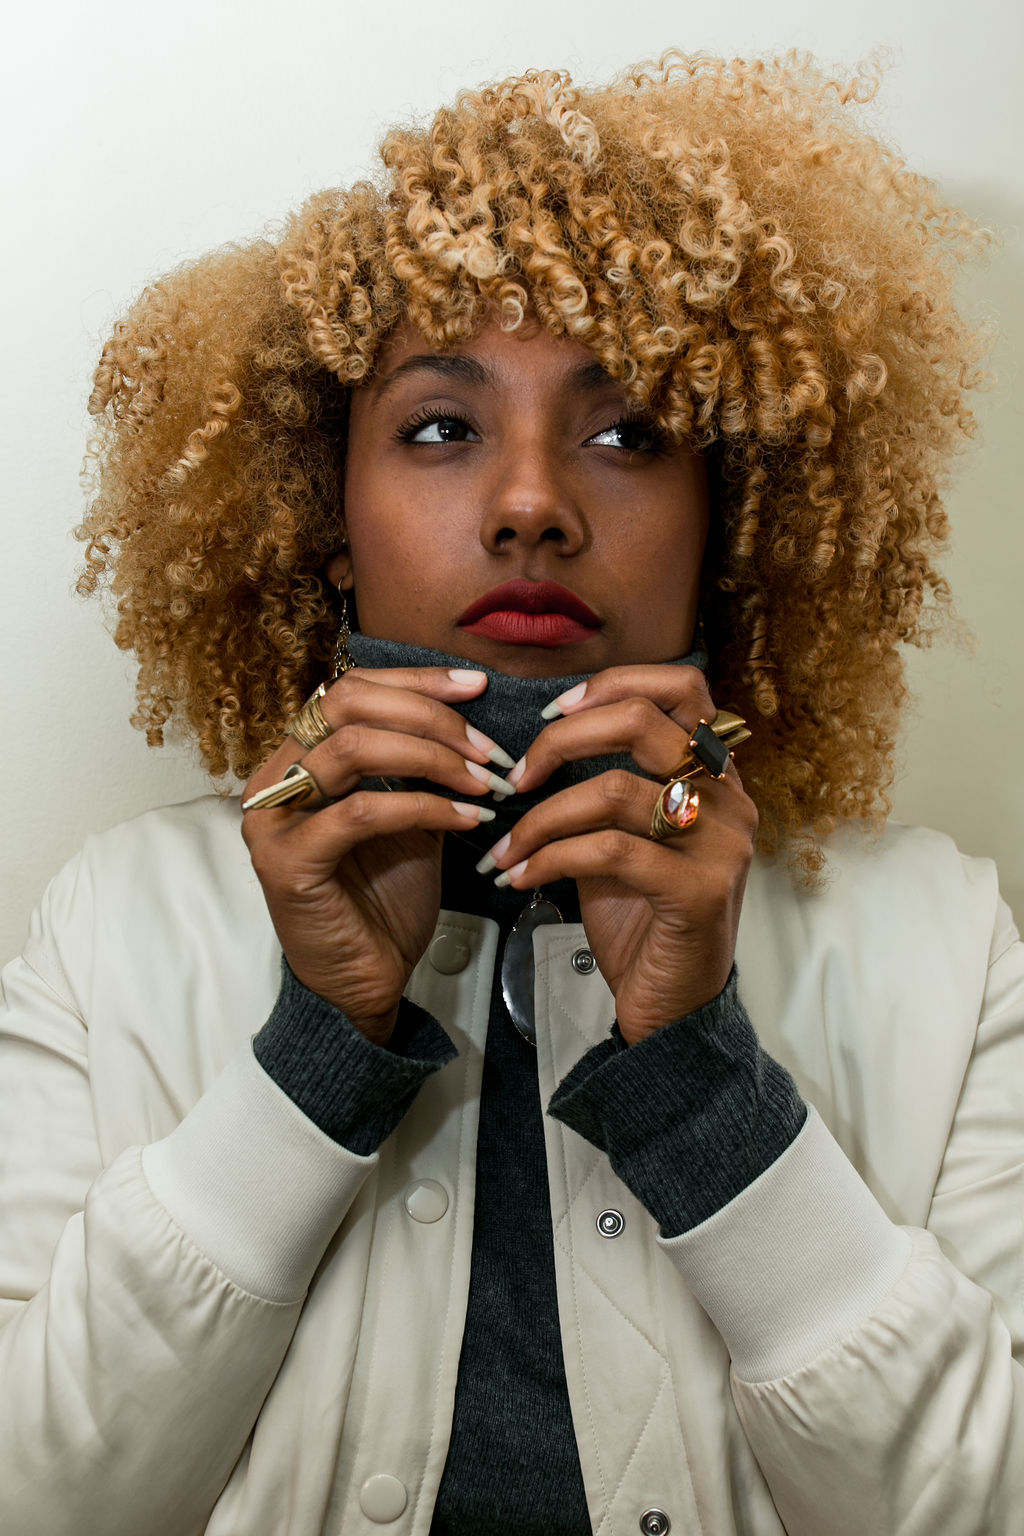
left=659, top=894, right=1024, bottom=1535
left=0, top=852, right=437, bottom=1536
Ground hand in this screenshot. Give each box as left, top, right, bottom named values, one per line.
left=241, top=666, right=516, bottom=1044
left=479, top=665, right=758, bottom=1045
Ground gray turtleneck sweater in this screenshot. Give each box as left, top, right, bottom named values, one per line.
left=252, top=636, right=806, bottom=1536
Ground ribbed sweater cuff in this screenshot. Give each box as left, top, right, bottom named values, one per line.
left=547, top=970, right=807, bottom=1235
left=252, top=961, right=457, bottom=1154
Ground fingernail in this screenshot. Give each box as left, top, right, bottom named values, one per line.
left=449, top=668, right=488, bottom=685
left=507, top=756, right=526, bottom=786
left=452, top=801, right=497, bottom=823
left=540, top=680, right=587, bottom=720
left=466, top=724, right=516, bottom=771
left=476, top=832, right=511, bottom=873
left=464, top=760, right=516, bottom=795
left=495, top=859, right=528, bottom=888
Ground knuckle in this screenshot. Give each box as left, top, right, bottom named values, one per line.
left=624, top=696, right=660, bottom=736
left=325, top=722, right=361, bottom=763
left=594, top=828, right=634, bottom=863
left=342, top=790, right=377, bottom=831
left=598, top=769, right=638, bottom=808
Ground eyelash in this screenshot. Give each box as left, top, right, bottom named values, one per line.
left=595, top=417, right=669, bottom=455
left=393, top=407, right=668, bottom=454
left=394, top=408, right=475, bottom=443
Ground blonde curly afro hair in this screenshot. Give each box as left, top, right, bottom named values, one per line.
left=78, top=52, right=988, bottom=862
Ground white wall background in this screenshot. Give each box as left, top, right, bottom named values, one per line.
left=1, top=0, right=1021, bottom=963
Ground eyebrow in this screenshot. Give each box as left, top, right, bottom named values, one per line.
left=372, top=352, right=623, bottom=401
left=373, top=354, right=491, bottom=400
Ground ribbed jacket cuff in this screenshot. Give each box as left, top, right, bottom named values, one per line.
left=253, top=961, right=457, bottom=1154
left=547, top=970, right=806, bottom=1234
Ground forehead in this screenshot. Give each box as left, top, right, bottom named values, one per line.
left=364, top=317, right=623, bottom=399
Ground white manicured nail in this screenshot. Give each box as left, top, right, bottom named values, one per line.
left=494, top=859, right=528, bottom=888
left=540, top=681, right=587, bottom=719
left=466, top=724, right=516, bottom=770
left=449, top=669, right=488, bottom=685
left=507, top=757, right=526, bottom=786
left=452, top=801, right=497, bottom=823
left=464, top=759, right=517, bottom=796
left=476, top=833, right=510, bottom=873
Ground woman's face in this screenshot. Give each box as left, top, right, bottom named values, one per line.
left=330, top=319, right=709, bottom=678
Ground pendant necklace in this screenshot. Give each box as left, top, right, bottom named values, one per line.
left=381, top=780, right=568, bottom=1048
left=500, top=889, right=564, bottom=1046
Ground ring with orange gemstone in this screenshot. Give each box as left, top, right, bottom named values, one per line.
left=649, top=778, right=701, bottom=841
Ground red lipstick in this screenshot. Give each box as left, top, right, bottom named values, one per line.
left=458, top=580, right=602, bottom=648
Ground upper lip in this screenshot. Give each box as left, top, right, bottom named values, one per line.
left=458, top=580, right=602, bottom=627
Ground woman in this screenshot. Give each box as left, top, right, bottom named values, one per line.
left=1, top=53, right=1021, bottom=1535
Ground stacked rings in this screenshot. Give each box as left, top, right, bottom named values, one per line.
left=288, top=683, right=333, bottom=749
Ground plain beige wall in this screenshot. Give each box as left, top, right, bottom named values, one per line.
left=2, top=0, right=1022, bottom=964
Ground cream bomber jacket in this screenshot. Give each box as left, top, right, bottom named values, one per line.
left=0, top=795, right=1022, bottom=1535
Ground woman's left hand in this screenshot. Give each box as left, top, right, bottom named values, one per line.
left=483, top=665, right=759, bottom=1045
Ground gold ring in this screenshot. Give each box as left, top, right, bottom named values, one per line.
left=649, top=778, right=700, bottom=840
left=242, top=763, right=322, bottom=813
left=287, top=684, right=333, bottom=749
left=666, top=709, right=752, bottom=781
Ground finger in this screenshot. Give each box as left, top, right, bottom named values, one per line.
left=539, top=663, right=716, bottom=728
left=245, top=789, right=497, bottom=872
left=489, top=826, right=686, bottom=901
left=506, top=697, right=695, bottom=793
left=480, top=767, right=752, bottom=875
left=244, top=667, right=510, bottom=799
left=252, top=723, right=519, bottom=806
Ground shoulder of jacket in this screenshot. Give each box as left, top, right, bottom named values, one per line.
left=747, top=819, right=999, bottom=935
left=24, top=796, right=258, bottom=1005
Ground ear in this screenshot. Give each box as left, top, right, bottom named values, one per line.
left=325, top=545, right=354, bottom=591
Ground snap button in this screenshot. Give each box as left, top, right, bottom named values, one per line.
left=596, top=1208, right=624, bottom=1238
left=571, top=948, right=596, bottom=975
left=359, top=1474, right=408, bottom=1522
left=640, top=1510, right=671, bottom=1536
left=428, top=932, right=471, bottom=974
left=404, top=1179, right=449, bottom=1223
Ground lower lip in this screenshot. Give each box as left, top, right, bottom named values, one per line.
left=460, top=611, right=601, bottom=647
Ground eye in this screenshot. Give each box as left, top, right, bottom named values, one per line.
left=587, top=417, right=666, bottom=454
left=396, top=410, right=481, bottom=444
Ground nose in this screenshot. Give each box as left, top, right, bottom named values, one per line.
left=479, top=437, right=587, bottom=556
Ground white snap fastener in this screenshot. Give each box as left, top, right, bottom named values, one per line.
left=597, top=1208, right=624, bottom=1238
left=429, top=932, right=471, bottom=974
left=359, top=1474, right=408, bottom=1522
left=639, top=1509, right=671, bottom=1535
left=404, top=1179, right=450, bottom=1223
left=571, top=948, right=596, bottom=974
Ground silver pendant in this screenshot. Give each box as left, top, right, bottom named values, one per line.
left=501, top=890, right=563, bottom=1046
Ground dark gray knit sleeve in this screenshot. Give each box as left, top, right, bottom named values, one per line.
left=546, top=970, right=806, bottom=1236
left=252, top=960, right=457, bottom=1155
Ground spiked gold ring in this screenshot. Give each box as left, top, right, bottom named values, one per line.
left=241, top=763, right=323, bottom=814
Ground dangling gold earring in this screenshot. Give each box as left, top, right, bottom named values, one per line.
left=333, top=592, right=355, bottom=677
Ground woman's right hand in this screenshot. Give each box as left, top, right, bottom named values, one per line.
left=240, top=666, right=511, bottom=1045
